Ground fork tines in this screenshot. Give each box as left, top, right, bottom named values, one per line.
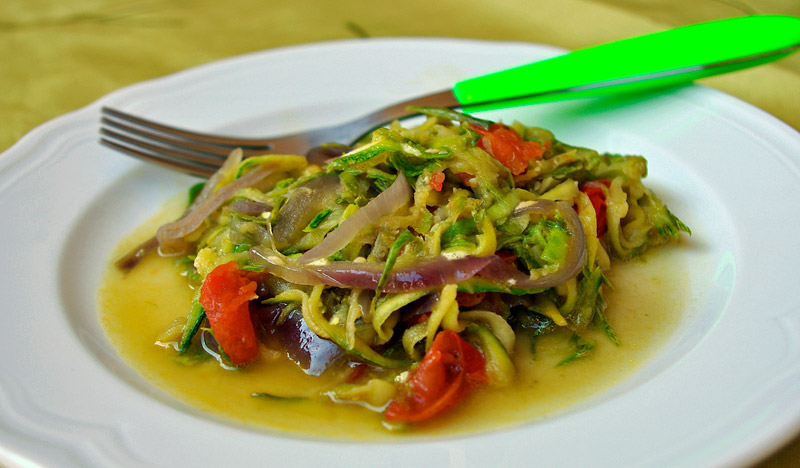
left=99, top=107, right=272, bottom=177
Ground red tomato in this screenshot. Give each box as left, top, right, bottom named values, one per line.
left=407, top=311, right=432, bottom=326
left=455, top=172, right=473, bottom=187
left=199, top=261, right=260, bottom=366
left=471, top=123, right=545, bottom=175
left=430, top=171, right=445, bottom=191
left=580, top=180, right=610, bottom=237
left=384, top=330, right=487, bottom=423
left=455, top=291, right=485, bottom=307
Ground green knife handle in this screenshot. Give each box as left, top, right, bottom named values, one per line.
left=453, top=15, right=800, bottom=108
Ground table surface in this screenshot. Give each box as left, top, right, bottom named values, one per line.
left=1, top=1, right=798, bottom=467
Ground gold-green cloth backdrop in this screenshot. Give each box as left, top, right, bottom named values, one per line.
left=1, top=0, right=798, bottom=466
left=2, top=0, right=799, bottom=152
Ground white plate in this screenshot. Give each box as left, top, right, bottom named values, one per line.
left=1, top=38, right=799, bottom=468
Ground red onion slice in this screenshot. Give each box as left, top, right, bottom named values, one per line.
left=251, top=247, right=494, bottom=293
left=224, top=200, right=273, bottom=216
left=317, top=255, right=494, bottom=292
left=114, top=236, right=159, bottom=271
left=251, top=303, right=344, bottom=376
left=298, top=172, right=411, bottom=263
left=156, top=162, right=281, bottom=254
left=116, top=149, right=247, bottom=267
left=190, top=148, right=243, bottom=209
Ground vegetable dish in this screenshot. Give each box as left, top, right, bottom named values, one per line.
left=114, top=107, right=690, bottom=428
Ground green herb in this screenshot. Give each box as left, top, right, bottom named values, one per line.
left=251, top=392, right=306, bottom=402
left=567, top=267, right=605, bottom=328
left=441, top=218, right=478, bottom=249
left=376, top=230, right=414, bottom=294
left=187, top=181, right=205, bottom=206
left=232, top=243, right=251, bottom=253
left=304, top=209, right=332, bottom=232
left=371, top=230, right=414, bottom=313
left=557, top=333, right=595, bottom=366
left=179, top=291, right=205, bottom=354
left=327, top=129, right=403, bottom=170
left=512, top=310, right=554, bottom=358
left=387, top=150, right=449, bottom=179
left=366, top=168, right=397, bottom=192
left=594, top=305, right=620, bottom=346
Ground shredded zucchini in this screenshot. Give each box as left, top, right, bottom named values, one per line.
left=143, top=107, right=689, bottom=425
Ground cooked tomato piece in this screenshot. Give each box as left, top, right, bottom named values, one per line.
left=455, top=172, right=473, bottom=187
left=471, top=123, right=545, bottom=175
left=199, top=261, right=260, bottom=366
left=456, top=291, right=485, bottom=307
left=430, top=171, right=445, bottom=191
left=384, top=330, right=487, bottom=423
left=580, top=180, right=610, bottom=237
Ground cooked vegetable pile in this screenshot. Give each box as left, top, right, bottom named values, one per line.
left=119, top=107, right=689, bottom=427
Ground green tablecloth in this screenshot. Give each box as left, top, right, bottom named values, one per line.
left=1, top=1, right=798, bottom=466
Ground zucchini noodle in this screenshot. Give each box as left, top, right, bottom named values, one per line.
left=425, top=284, right=462, bottom=347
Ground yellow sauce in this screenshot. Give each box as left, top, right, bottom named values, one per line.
left=98, top=203, right=690, bottom=439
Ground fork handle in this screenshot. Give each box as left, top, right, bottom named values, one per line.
left=453, top=15, right=800, bottom=109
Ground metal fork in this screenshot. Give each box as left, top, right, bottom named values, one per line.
left=99, top=90, right=458, bottom=177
